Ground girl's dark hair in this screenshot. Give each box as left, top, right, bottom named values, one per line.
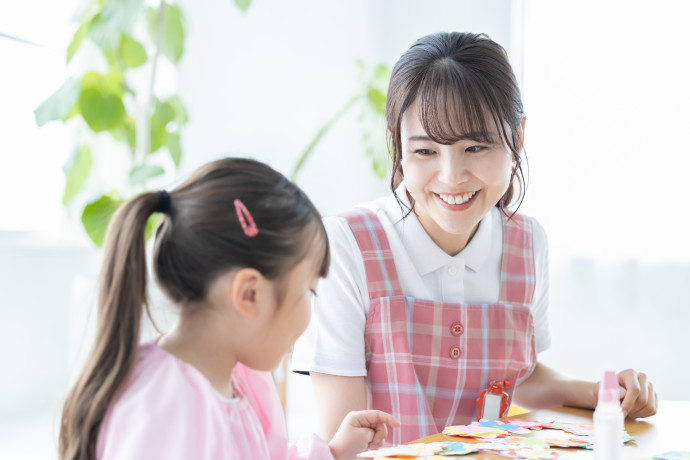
left=58, top=157, right=329, bottom=460
left=386, top=32, right=527, bottom=216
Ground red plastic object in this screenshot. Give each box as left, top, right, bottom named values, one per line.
left=476, top=380, right=510, bottom=421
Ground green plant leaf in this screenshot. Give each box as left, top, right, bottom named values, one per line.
left=128, top=164, right=165, bottom=186
left=165, top=132, right=181, bottom=167
left=150, top=99, right=175, bottom=153
left=88, top=12, right=120, bottom=51
left=147, top=4, right=184, bottom=64
left=88, top=0, right=145, bottom=51
left=121, top=35, right=147, bottom=68
left=34, top=78, right=81, bottom=127
left=234, top=0, right=251, bottom=13
left=103, top=68, right=124, bottom=94
left=366, top=85, right=386, bottom=115
left=166, top=95, right=188, bottom=125
left=78, top=71, right=125, bottom=132
left=109, top=114, right=136, bottom=149
left=78, top=86, right=125, bottom=132
left=102, top=0, right=145, bottom=33
left=66, top=21, right=90, bottom=63
left=62, top=145, right=93, bottom=205
left=82, top=194, right=123, bottom=247
left=371, top=64, right=391, bottom=85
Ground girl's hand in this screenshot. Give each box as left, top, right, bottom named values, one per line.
left=328, top=410, right=400, bottom=460
left=616, top=368, right=658, bottom=419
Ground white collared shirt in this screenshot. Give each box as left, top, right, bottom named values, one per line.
left=292, top=183, right=551, bottom=377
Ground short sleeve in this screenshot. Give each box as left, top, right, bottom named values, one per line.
left=291, top=216, right=370, bottom=376
left=530, top=217, right=551, bottom=353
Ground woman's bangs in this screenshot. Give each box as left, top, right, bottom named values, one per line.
left=418, top=62, right=500, bottom=145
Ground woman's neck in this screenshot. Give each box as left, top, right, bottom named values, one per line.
left=158, top=310, right=237, bottom=398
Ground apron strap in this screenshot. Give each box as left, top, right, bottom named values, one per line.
left=340, top=208, right=404, bottom=299
left=499, top=212, right=536, bottom=306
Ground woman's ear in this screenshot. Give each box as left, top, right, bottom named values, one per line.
left=518, top=116, right=527, bottom=152
left=230, top=268, right=264, bottom=318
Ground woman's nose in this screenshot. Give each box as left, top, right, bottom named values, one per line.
left=438, top=153, right=469, bottom=185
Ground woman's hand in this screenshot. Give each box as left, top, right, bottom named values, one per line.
left=328, top=410, right=400, bottom=460
left=615, top=368, right=658, bottom=419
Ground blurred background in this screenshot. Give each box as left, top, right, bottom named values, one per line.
left=1, top=0, right=688, bottom=458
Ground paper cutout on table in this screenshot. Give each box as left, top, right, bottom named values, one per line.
left=653, top=453, right=690, bottom=460
left=508, top=419, right=555, bottom=430
left=488, top=437, right=560, bottom=459
left=540, top=436, right=592, bottom=448
left=361, top=419, right=636, bottom=459
left=476, top=419, right=531, bottom=434
left=358, top=442, right=446, bottom=458
left=544, top=422, right=594, bottom=436
left=442, top=424, right=509, bottom=438
left=437, top=442, right=480, bottom=455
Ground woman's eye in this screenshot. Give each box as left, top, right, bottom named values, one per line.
left=415, top=149, right=436, bottom=155
left=466, top=145, right=486, bottom=153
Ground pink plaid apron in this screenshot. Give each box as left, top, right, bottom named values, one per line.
left=341, top=208, right=537, bottom=444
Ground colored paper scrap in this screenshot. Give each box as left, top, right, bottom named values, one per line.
left=653, top=453, right=690, bottom=460
left=540, top=436, right=592, bottom=448
left=508, top=419, right=555, bottom=430
left=442, top=424, right=509, bottom=438
left=358, top=442, right=445, bottom=458
left=476, top=419, right=531, bottom=434
left=544, top=422, right=594, bottom=436
left=437, top=442, right=479, bottom=455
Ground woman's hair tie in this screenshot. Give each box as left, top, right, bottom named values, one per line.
left=234, top=199, right=258, bottom=237
left=155, top=190, right=171, bottom=214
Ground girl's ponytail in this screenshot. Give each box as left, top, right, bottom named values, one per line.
left=59, top=191, right=162, bottom=460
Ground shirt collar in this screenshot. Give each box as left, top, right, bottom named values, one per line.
left=385, top=182, right=494, bottom=276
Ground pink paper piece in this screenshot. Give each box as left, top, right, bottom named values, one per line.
left=509, top=419, right=555, bottom=430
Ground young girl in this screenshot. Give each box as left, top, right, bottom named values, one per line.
left=291, top=32, right=657, bottom=445
left=59, top=157, right=399, bottom=460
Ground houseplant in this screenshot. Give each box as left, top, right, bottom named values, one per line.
left=34, top=0, right=252, bottom=247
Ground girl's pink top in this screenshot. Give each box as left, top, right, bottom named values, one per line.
left=96, top=341, right=334, bottom=460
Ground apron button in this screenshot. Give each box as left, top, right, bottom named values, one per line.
left=449, top=345, right=462, bottom=359
left=450, top=321, right=464, bottom=336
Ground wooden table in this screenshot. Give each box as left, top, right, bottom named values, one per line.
left=405, top=400, right=689, bottom=458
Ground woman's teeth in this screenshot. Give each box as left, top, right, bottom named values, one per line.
left=439, top=191, right=476, bottom=205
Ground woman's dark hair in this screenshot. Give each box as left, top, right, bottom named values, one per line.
left=58, top=157, right=329, bottom=460
left=386, top=32, right=527, bottom=216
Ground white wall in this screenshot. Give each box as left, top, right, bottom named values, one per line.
left=520, top=0, right=690, bottom=401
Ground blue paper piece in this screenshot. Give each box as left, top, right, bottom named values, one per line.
left=653, top=452, right=690, bottom=460
left=477, top=419, right=523, bottom=432
left=439, top=442, right=479, bottom=455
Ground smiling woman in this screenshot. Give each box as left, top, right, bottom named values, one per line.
left=291, top=31, right=658, bottom=448
left=400, top=102, right=518, bottom=255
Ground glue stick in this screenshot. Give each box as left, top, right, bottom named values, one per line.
left=593, top=370, right=624, bottom=460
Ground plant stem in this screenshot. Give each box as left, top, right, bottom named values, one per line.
left=290, top=94, right=361, bottom=182
left=137, top=0, right=167, bottom=170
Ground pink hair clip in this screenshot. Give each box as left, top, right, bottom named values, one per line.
left=234, top=199, right=258, bottom=237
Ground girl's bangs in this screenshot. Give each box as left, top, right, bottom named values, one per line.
left=417, top=61, right=502, bottom=145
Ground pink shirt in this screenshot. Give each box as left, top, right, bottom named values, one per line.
left=97, top=341, right=333, bottom=460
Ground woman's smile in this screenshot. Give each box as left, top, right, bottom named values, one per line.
left=400, top=102, right=513, bottom=255
left=436, top=190, right=479, bottom=208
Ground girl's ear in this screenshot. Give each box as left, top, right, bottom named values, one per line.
left=230, top=268, right=264, bottom=318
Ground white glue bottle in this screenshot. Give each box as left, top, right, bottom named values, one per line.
left=594, top=369, right=624, bottom=460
